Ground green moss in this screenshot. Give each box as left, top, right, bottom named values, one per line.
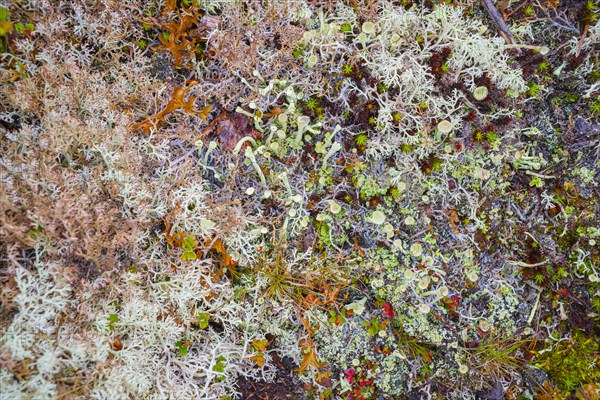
left=485, top=132, right=498, bottom=144
left=400, top=144, right=412, bottom=153
left=340, top=23, right=352, bottom=33
left=317, top=220, right=332, bottom=248
left=592, top=296, right=600, bottom=314
left=535, top=330, right=600, bottom=391
left=590, top=100, right=600, bottom=117
left=563, top=93, right=579, bottom=103
left=536, top=61, right=550, bottom=73
left=527, top=82, right=542, bottom=97
left=292, top=45, right=304, bottom=59
left=588, top=68, right=600, bottom=83
left=581, top=0, right=599, bottom=25
left=388, top=187, right=400, bottom=199
left=342, top=64, right=353, bottom=75
left=355, top=133, right=368, bottom=146
left=305, top=98, right=318, bottom=112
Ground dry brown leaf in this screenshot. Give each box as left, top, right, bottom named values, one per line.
left=576, top=383, right=599, bottom=400
left=161, top=205, right=186, bottom=247
left=534, top=381, right=563, bottom=400
left=161, top=0, right=177, bottom=16
left=143, top=3, right=204, bottom=67
left=296, top=317, right=330, bottom=384
left=447, top=210, right=460, bottom=234
left=250, top=353, right=266, bottom=367
left=296, top=338, right=328, bottom=374
left=263, top=107, right=283, bottom=118
left=110, top=338, right=123, bottom=351
left=165, top=231, right=186, bottom=248
left=200, top=112, right=262, bottom=150
left=353, top=235, right=365, bottom=257
left=206, top=238, right=235, bottom=269
left=322, top=285, right=341, bottom=306
left=130, top=82, right=211, bottom=134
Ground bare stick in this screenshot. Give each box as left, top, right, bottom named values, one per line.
left=481, top=0, right=519, bottom=49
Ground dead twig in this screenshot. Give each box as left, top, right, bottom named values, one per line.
left=576, top=23, right=590, bottom=58
left=481, top=0, right=521, bottom=54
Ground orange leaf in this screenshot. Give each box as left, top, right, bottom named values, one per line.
left=165, top=231, right=187, bottom=248
left=263, top=107, right=283, bottom=117
left=110, top=338, right=123, bottom=351
left=143, top=3, right=204, bottom=67
left=296, top=339, right=327, bottom=375
left=207, top=238, right=234, bottom=269
left=447, top=210, right=460, bottom=234
left=252, top=339, right=267, bottom=352
left=130, top=83, right=211, bottom=134
left=296, top=317, right=329, bottom=383
left=250, top=353, right=265, bottom=367
left=353, top=235, right=365, bottom=257
left=161, top=0, right=177, bottom=16
left=421, top=350, right=432, bottom=363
